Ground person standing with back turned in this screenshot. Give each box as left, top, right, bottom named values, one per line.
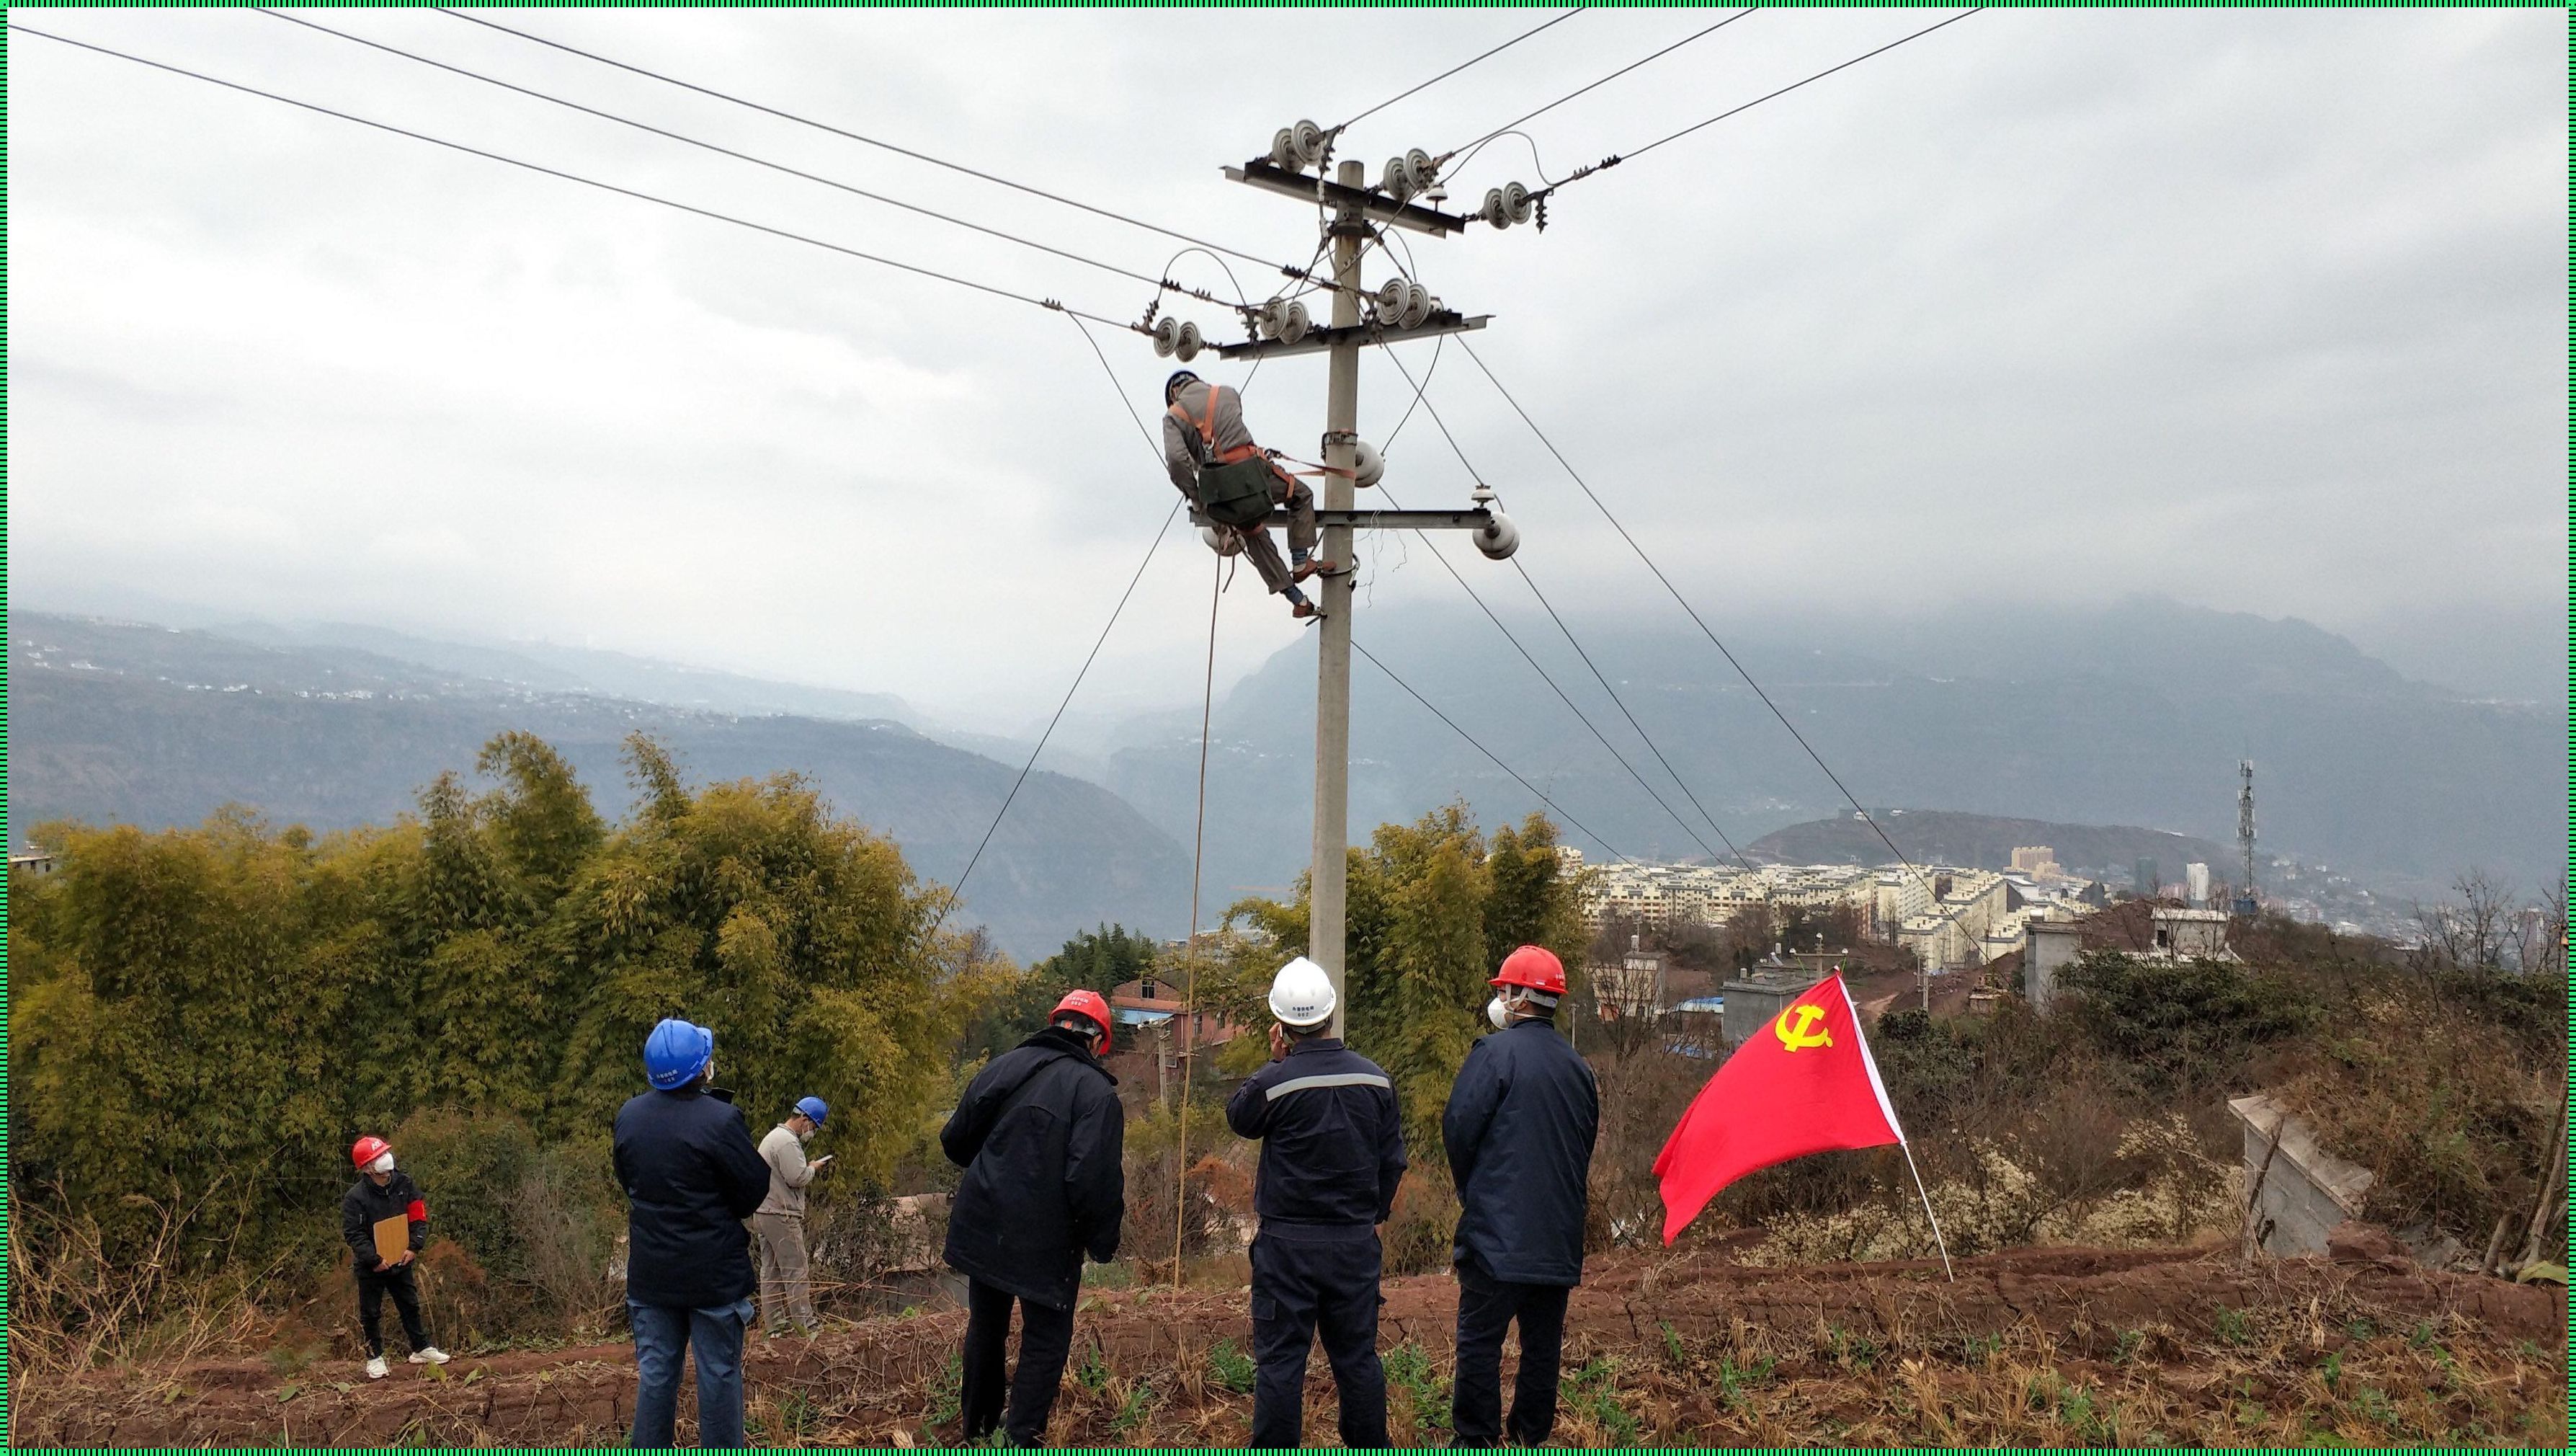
left=614, top=1018, right=772, bottom=1449
left=1225, top=955, right=1407, bottom=1450
left=941, top=990, right=1128, bottom=1448
left=1441, top=945, right=1600, bottom=1448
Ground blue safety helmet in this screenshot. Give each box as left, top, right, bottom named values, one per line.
left=643, top=1018, right=715, bottom=1091
left=794, top=1096, right=828, bottom=1127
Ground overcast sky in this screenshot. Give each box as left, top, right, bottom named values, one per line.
left=11, top=7, right=2566, bottom=729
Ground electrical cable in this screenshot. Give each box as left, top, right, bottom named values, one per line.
left=1376, top=343, right=1757, bottom=871
left=251, top=7, right=1246, bottom=306
left=432, top=6, right=1351, bottom=294
left=1551, top=9, right=1983, bottom=188
left=930, top=314, right=1184, bottom=936
left=1454, top=336, right=1944, bottom=901
left=10, top=22, right=1142, bottom=332
left=1336, top=7, right=1585, bottom=131
left=1172, top=544, right=1222, bottom=1286
left=1443, top=8, right=1757, bottom=164
left=1375, top=479, right=1726, bottom=866
left=1350, top=637, right=1629, bottom=864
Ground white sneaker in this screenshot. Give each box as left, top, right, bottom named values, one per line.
left=408, top=1346, right=450, bottom=1366
left=365, top=1356, right=389, bottom=1380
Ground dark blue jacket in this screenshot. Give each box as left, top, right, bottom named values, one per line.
left=613, top=1084, right=772, bottom=1310
left=1443, top=1018, right=1599, bottom=1285
left=339, top=1171, right=429, bottom=1271
left=941, top=1027, right=1127, bottom=1310
left=1226, top=1036, right=1407, bottom=1228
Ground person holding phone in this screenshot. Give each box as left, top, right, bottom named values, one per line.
left=754, top=1096, right=833, bottom=1337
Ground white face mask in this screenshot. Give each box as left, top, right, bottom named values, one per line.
left=702, top=1060, right=716, bottom=1087
left=1487, top=995, right=1511, bottom=1031
left=370, top=1153, right=396, bottom=1175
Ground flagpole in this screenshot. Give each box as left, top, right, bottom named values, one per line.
left=1897, top=1138, right=1955, bottom=1282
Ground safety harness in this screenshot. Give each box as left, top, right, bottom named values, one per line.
left=1171, top=383, right=1280, bottom=529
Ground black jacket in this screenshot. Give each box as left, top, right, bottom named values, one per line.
left=1443, top=1018, right=1600, bottom=1285
left=941, top=1027, right=1127, bottom=1310
left=340, top=1171, right=430, bottom=1271
left=1225, top=1036, right=1407, bottom=1228
left=613, top=1084, right=772, bottom=1310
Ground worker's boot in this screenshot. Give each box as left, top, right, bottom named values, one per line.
left=1291, top=600, right=1322, bottom=621
left=1292, top=556, right=1341, bottom=582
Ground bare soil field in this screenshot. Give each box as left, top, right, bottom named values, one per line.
left=13, top=1235, right=2563, bottom=1448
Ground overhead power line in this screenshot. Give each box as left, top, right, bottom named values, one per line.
left=10, top=23, right=1137, bottom=330
left=1351, top=638, right=1628, bottom=865
left=1454, top=336, right=1941, bottom=898
left=1337, top=8, right=1585, bottom=132
left=1554, top=8, right=1983, bottom=188
left=432, top=6, right=1342, bottom=294
left=1376, top=343, right=1757, bottom=871
left=932, top=315, right=1182, bottom=937
left=1445, top=8, right=1757, bottom=165
left=253, top=7, right=1236, bottom=306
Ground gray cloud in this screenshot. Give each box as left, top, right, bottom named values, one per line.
left=10, top=7, right=2564, bottom=724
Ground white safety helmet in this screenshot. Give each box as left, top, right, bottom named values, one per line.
left=1267, top=955, right=1337, bottom=1029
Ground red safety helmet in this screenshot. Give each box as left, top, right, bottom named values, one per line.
left=350, top=1135, right=392, bottom=1171
left=1052, top=990, right=1114, bottom=1047
left=1489, top=944, right=1567, bottom=997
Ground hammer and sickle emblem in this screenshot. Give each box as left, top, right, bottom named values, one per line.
left=1773, top=1003, right=1834, bottom=1052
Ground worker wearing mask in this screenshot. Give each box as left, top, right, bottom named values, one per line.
left=941, top=990, right=1127, bottom=1448
left=1162, top=370, right=1339, bottom=620
left=1441, top=945, right=1600, bottom=1449
left=755, top=1096, right=834, bottom=1339
left=339, top=1136, right=448, bottom=1380
left=1224, top=956, right=1407, bottom=1450
left=615, top=1018, right=772, bottom=1450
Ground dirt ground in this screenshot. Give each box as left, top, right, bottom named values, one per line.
left=13, top=1236, right=2564, bottom=1448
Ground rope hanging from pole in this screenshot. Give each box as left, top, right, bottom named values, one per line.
left=1173, top=546, right=1224, bottom=1284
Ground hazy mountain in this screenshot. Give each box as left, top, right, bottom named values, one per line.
left=1747, top=812, right=2226, bottom=881
left=1104, top=594, right=2564, bottom=905
left=7, top=613, right=1187, bottom=958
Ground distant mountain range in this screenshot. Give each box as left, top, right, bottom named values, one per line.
left=1745, top=812, right=2225, bottom=880
left=12, top=592, right=2559, bottom=956
left=6, top=613, right=1185, bottom=958
left=1100, top=595, right=2563, bottom=905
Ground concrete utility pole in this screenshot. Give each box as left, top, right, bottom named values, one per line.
left=1311, top=159, right=1365, bottom=1036
left=1211, top=133, right=1512, bottom=1037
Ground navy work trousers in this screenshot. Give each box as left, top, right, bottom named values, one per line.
left=1249, top=1225, right=1389, bottom=1450
left=961, top=1277, right=1077, bottom=1449
left=1448, top=1256, right=1571, bottom=1448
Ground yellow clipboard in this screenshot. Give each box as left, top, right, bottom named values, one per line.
left=372, top=1213, right=410, bottom=1265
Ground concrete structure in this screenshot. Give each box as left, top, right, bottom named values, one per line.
left=1719, top=949, right=1814, bottom=1046
left=2024, top=919, right=2086, bottom=1012
left=1591, top=936, right=1664, bottom=1021
left=2185, top=862, right=2211, bottom=908
left=2229, top=1094, right=2374, bottom=1257
left=2010, top=845, right=2063, bottom=877
left=2148, top=907, right=2230, bottom=959
left=9, top=851, right=59, bottom=882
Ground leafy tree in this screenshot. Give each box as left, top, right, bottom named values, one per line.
left=9, top=729, right=984, bottom=1264
left=957, top=923, right=1156, bottom=1065
left=1210, top=804, right=1586, bottom=1150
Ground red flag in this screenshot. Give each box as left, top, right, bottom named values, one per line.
left=1653, top=972, right=1907, bottom=1244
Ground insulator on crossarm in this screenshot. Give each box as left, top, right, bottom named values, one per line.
left=1474, top=511, right=1522, bottom=561
left=1504, top=181, right=1533, bottom=226
left=1175, top=320, right=1203, bottom=362
left=1351, top=440, right=1384, bottom=489
left=1279, top=299, right=1310, bottom=344
left=1154, top=316, right=1182, bottom=358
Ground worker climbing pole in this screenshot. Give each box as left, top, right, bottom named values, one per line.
left=1150, top=123, right=1525, bottom=1034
